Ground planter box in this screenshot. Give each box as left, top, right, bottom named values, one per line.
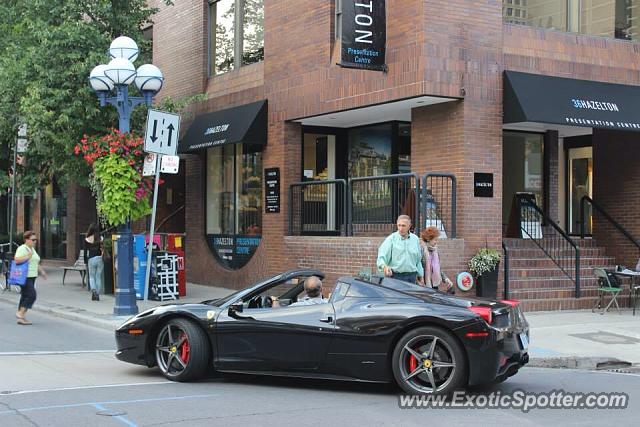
left=476, top=264, right=499, bottom=299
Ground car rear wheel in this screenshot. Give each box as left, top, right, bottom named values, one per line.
left=155, top=318, right=210, bottom=382
left=392, top=326, right=467, bottom=395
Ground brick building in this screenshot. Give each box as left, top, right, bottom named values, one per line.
left=85, top=0, right=640, bottom=309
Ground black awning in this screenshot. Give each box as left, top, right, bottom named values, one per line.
left=178, top=100, right=267, bottom=153
left=504, top=71, right=640, bottom=131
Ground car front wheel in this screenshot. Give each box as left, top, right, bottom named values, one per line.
left=392, top=326, right=467, bottom=395
left=155, top=318, right=210, bottom=382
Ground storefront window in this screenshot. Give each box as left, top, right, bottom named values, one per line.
left=348, top=124, right=392, bottom=178
left=503, top=0, right=640, bottom=41
left=209, top=0, right=264, bottom=75
left=503, top=131, right=544, bottom=227
left=206, top=143, right=263, bottom=269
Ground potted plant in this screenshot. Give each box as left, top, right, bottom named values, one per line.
left=468, top=248, right=501, bottom=298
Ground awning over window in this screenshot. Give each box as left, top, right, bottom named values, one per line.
left=178, top=100, right=267, bottom=153
left=504, top=71, right=640, bottom=132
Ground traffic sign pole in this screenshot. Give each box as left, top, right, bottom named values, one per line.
left=142, top=109, right=180, bottom=301
left=143, top=154, right=162, bottom=301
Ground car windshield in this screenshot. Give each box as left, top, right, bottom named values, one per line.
left=205, top=273, right=283, bottom=307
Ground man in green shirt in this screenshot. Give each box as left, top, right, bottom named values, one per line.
left=376, top=215, right=424, bottom=284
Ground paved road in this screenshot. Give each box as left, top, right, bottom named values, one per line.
left=1, top=304, right=638, bottom=426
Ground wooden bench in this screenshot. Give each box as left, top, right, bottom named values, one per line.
left=61, top=250, right=87, bottom=287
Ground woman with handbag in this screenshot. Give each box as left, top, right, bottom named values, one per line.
left=14, top=230, right=47, bottom=325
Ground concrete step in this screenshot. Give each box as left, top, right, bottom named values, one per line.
left=506, top=247, right=605, bottom=257
left=520, top=296, right=632, bottom=312
left=509, top=266, right=610, bottom=279
left=509, top=256, right=615, bottom=268
left=507, top=287, right=600, bottom=300
left=507, top=276, right=597, bottom=290
left=503, top=237, right=601, bottom=249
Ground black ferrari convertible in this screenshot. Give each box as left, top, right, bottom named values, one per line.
left=116, top=269, right=529, bottom=395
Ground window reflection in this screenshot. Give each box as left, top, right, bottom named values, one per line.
left=206, top=144, right=262, bottom=235
left=503, top=0, right=640, bottom=41
left=242, top=0, right=264, bottom=65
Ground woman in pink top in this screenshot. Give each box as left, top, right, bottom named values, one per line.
left=420, top=226, right=454, bottom=293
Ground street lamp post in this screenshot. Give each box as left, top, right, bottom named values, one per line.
left=89, top=36, right=164, bottom=316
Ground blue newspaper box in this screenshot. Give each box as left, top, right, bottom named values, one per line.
left=133, top=234, right=148, bottom=299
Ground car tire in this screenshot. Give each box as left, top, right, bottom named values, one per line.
left=155, top=318, right=210, bottom=382
left=392, top=326, right=467, bottom=395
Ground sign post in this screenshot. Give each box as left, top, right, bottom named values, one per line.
left=143, top=109, right=180, bottom=301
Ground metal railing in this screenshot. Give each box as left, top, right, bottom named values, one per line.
left=502, top=241, right=510, bottom=300
left=422, top=173, right=457, bottom=238
left=289, top=179, right=347, bottom=236
left=348, top=173, right=420, bottom=236
left=521, top=199, right=581, bottom=298
left=580, top=195, right=640, bottom=257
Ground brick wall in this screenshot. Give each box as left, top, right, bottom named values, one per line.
left=593, top=129, right=640, bottom=268
left=284, top=236, right=465, bottom=293
left=504, top=25, right=640, bottom=84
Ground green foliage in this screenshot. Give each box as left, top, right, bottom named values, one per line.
left=0, top=0, right=173, bottom=194
left=75, top=129, right=152, bottom=227
left=92, top=154, right=150, bottom=226
left=468, top=248, right=501, bottom=277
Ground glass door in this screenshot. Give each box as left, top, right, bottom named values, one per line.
left=302, top=132, right=338, bottom=233
left=40, top=182, right=67, bottom=259
left=568, top=146, right=593, bottom=235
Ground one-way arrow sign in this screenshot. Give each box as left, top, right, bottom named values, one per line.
left=144, top=109, right=181, bottom=156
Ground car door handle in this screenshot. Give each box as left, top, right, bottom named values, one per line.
left=319, top=316, right=333, bottom=323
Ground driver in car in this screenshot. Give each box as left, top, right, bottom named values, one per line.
left=271, top=276, right=327, bottom=307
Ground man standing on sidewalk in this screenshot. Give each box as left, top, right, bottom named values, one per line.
left=377, top=215, right=424, bottom=284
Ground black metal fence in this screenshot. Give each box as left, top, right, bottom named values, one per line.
left=521, top=199, right=581, bottom=298
left=288, top=172, right=458, bottom=238
left=349, top=173, right=420, bottom=236
left=422, top=173, right=456, bottom=239
left=289, top=180, right=347, bottom=236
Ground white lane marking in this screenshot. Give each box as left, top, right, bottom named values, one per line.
left=2, top=381, right=173, bottom=396
left=0, top=393, right=220, bottom=416
left=0, top=350, right=114, bottom=356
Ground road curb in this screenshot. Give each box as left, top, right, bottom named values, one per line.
left=0, top=297, right=125, bottom=331
left=528, top=356, right=633, bottom=370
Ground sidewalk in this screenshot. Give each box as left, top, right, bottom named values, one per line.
left=1, top=260, right=639, bottom=371
left=0, top=260, right=234, bottom=331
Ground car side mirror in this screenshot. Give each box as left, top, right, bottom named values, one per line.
left=229, top=301, right=244, bottom=319
left=229, top=302, right=243, bottom=314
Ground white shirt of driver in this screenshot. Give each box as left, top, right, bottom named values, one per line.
left=289, top=296, right=327, bottom=307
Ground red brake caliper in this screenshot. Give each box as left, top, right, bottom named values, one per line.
left=179, top=333, right=190, bottom=363
left=408, top=350, right=418, bottom=372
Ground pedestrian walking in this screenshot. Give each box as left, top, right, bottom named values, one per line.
left=377, top=215, right=424, bottom=284
left=420, top=226, right=454, bottom=293
left=84, top=223, right=104, bottom=301
left=15, top=230, right=47, bottom=325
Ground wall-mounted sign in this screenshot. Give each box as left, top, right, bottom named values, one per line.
left=339, top=0, right=387, bottom=72
left=265, top=167, right=280, bottom=213
left=474, top=173, right=494, bottom=198
left=207, top=234, right=261, bottom=270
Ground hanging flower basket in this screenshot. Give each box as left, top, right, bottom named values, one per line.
left=74, top=129, right=154, bottom=226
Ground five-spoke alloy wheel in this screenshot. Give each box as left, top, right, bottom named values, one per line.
left=155, top=318, right=210, bottom=382
left=392, top=326, right=467, bottom=395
